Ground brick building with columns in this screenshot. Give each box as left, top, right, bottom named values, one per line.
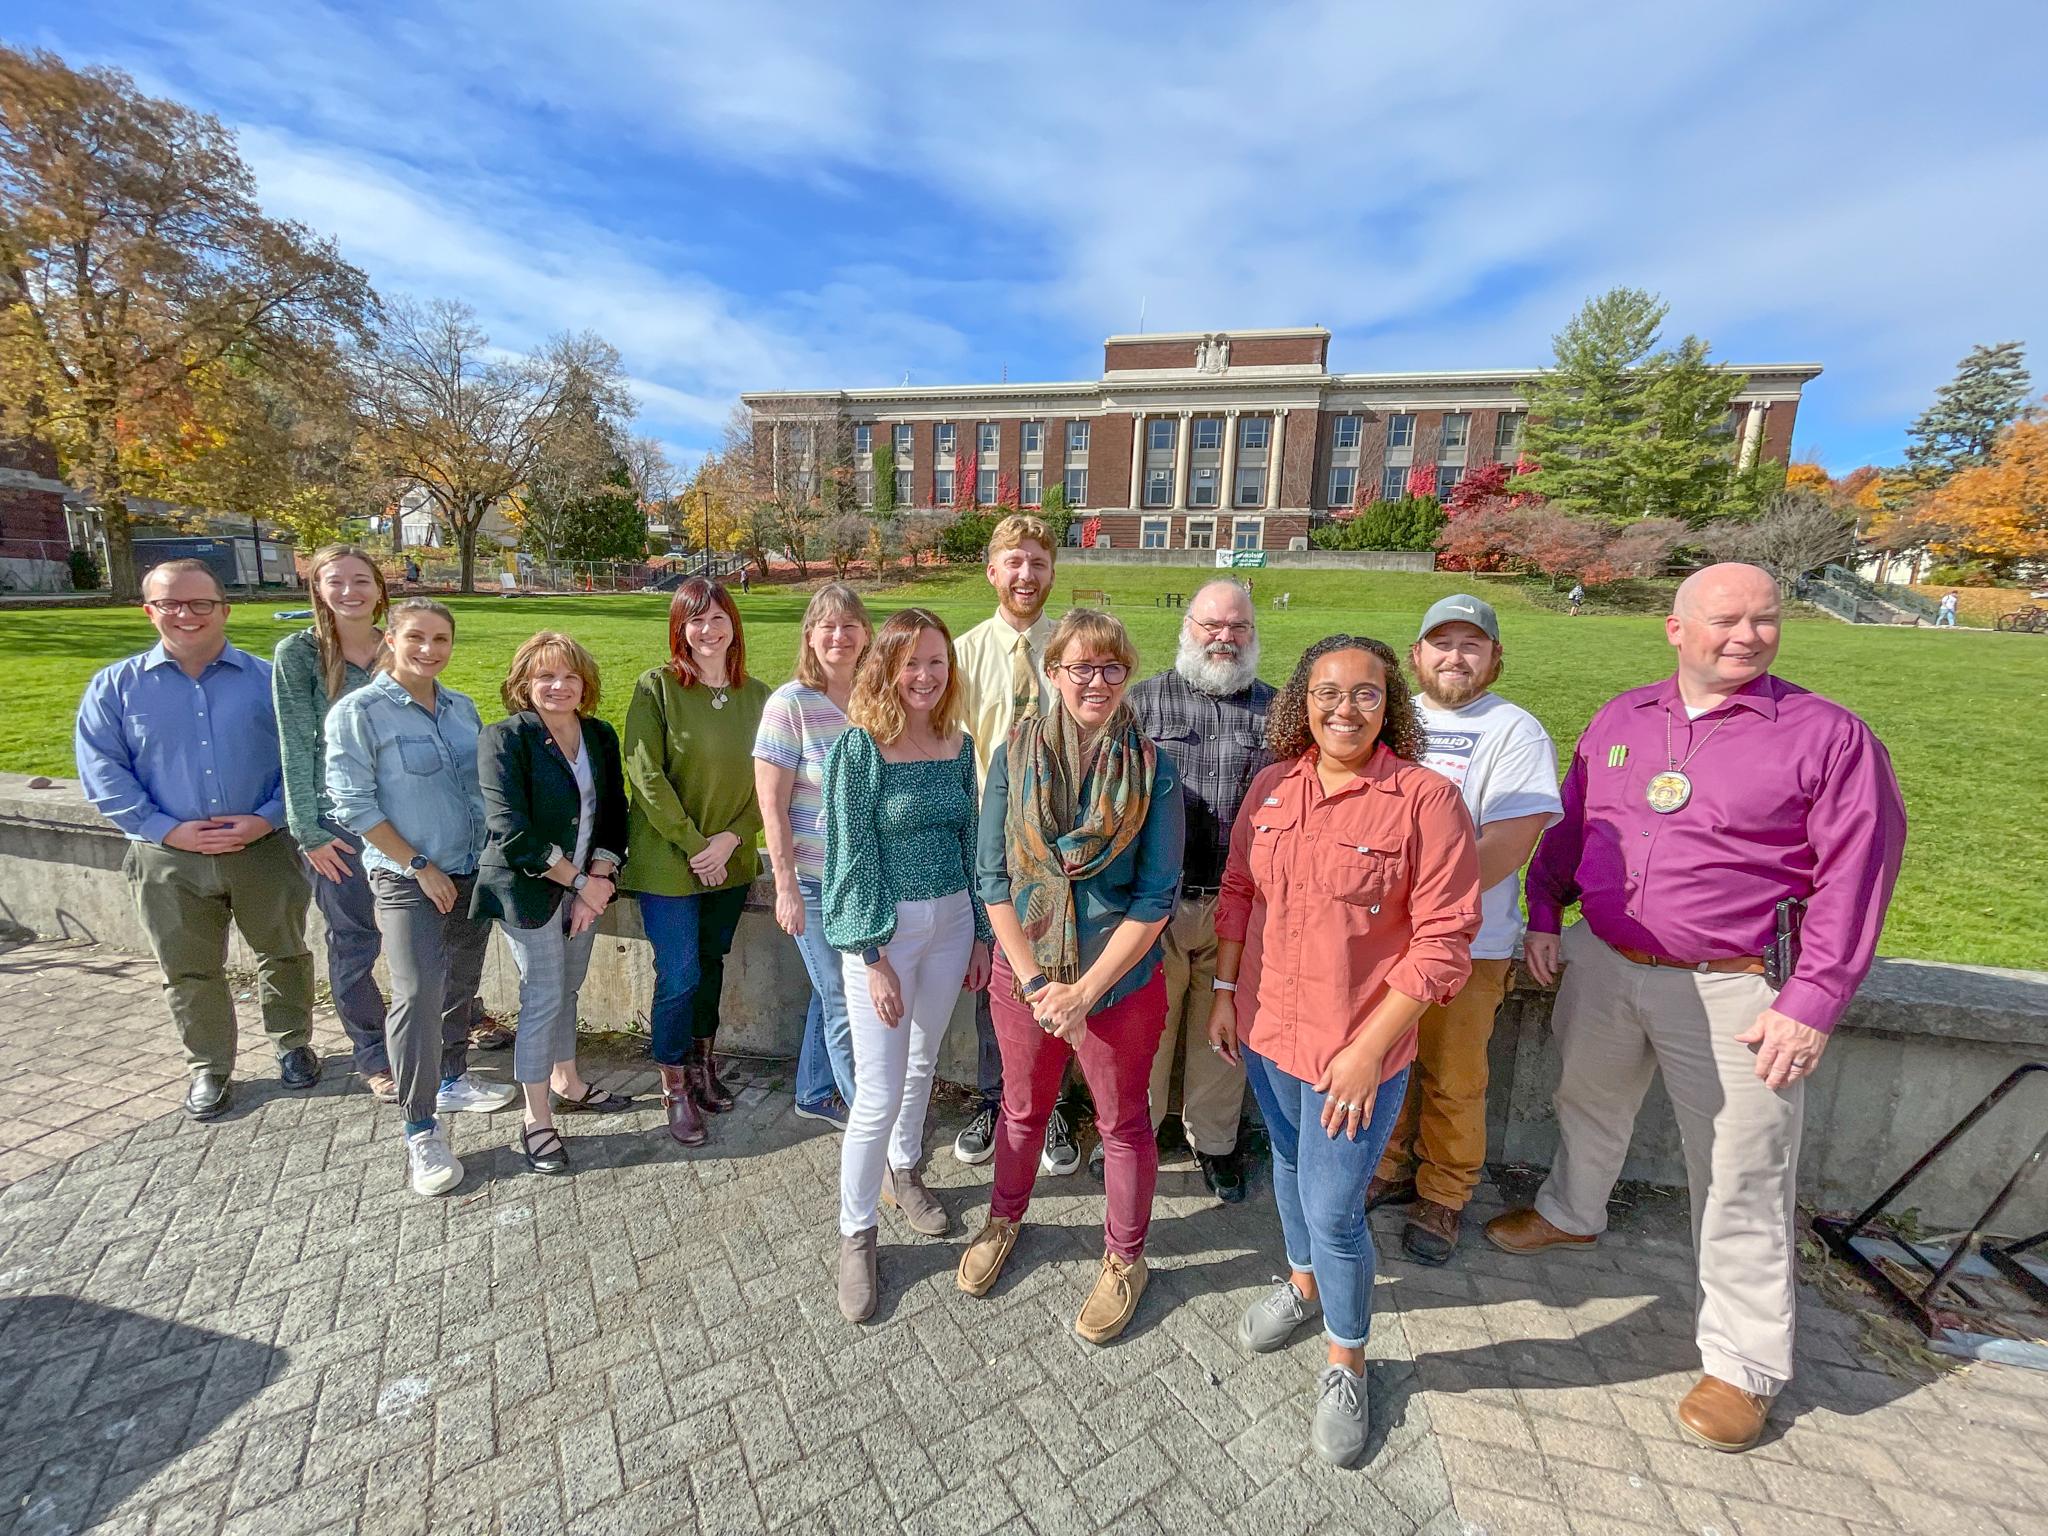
left=742, top=328, right=1819, bottom=554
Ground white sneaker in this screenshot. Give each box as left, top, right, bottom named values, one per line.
left=406, top=1125, right=463, bottom=1197
left=436, top=1072, right=517, bottom=1114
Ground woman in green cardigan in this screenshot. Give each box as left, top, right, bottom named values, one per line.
left=621, top=577, right=767, bottom=1145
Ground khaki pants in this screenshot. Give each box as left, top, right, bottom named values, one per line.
left=1534, top=922, right=1803, bottom=1397
left=1147, top=892, right=1246, bottom=1155
left=125, top=833, right=314, bottom=1078
left=1377, top=957, right=1512, bottom=1209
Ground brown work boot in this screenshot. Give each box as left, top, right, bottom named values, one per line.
left=657, top=1064, right=707, bottom=1147
left=1483, top=1206, right=1597, bottom=1255
left=1075, top=1252, right=1148, bottom=1345
left=838, top=1227, right=878, bottom=1323
left=1366, top=1174, right=1418, bottom=1212
left=1401, top=1198, right=1463, bottom=1266
left=956, top=1215, right=1019, bottom=1297
left=882, top=1164, right=949, bottom=1236
left=687, top=1041, right=734, bottom=1113
left=1677, top=1375, right=1771, bottom=1452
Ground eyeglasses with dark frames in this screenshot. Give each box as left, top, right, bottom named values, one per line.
left=1053, top=662, right=1130, bottom=686
left=144, top=598, right=224, bottom=617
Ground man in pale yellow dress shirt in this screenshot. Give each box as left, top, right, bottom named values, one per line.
left=950, top=514, right=1079, bottom=1172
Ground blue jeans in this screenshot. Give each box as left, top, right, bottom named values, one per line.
left=638, top=886, right=749, bottom=1066
left=1245, top=1046, right=1411, bottom=1349
left=792, top=877, right=856, bottom=1106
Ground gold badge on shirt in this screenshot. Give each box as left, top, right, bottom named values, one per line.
left=1645, top=770, right=1693, bottom=814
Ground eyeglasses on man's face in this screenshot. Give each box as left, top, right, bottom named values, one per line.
left=1054, top=662, right=1130, bottom=686
left=1192, top=617, right=1253, bottom=638
left=145, top=598, right=224, bottom=617
left=1308, top=684, right=1385, bottom=711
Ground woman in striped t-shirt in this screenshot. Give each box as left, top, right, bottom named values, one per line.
left=752, top=583, right=872, bottom=1127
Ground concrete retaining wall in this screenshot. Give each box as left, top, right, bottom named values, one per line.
left=5, top=771, right=2043, bottom=1230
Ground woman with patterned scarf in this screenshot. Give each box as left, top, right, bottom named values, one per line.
left=957, top=609, right=1185, bottom=1345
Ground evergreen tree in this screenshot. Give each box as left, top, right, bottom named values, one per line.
left=1634, top=336, right=1745, bottom=526
left=1512, top=287, right=1667, bottom=521
left=1904, top=342, right=2031, bottom=489
left=872, top=442, right=897, bottom=515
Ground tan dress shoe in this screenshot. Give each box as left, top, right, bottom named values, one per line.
left=1677, top=1375, right=1771, bottom=1452
left=1483, top=1206, right=1598, bottom=1255
left=957, top=1216, right=1019, bottom=1297
left=1075, top=1253, right=1148, bottom=1345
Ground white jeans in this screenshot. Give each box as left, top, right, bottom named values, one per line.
left=838, top=890, right=975, bottom=1236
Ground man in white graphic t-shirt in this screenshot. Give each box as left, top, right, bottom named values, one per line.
left=1368, top=594, right=1562, bottom=1265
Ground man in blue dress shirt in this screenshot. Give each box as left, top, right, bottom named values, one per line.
left=74, top=559, right=319, bottom=1119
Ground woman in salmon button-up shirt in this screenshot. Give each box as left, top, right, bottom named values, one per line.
left=1210, top=633, right=1481, bottom=1468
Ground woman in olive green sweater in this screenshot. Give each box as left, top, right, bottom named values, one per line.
left=273, top=545, right=393, bottom=1097
left=621, top=577, right=767, bottom=1144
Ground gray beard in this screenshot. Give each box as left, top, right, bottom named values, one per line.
left=1176, top=632, right=1261, bottom=696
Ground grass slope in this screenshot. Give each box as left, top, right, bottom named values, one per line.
left=4, top=564, right=2041, bottom=968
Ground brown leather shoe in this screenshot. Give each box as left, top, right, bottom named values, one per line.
left=658, top=1064, right=707, bottom=1147
left=1366, top=1174, right=1418, bottom=1212
left=1677, top=1375, right=1771, bottom=1452
left=1401, top=1198, right=1463, bottom=1265
left=688, top=1042, right=734, bottom=1113
left=1483, top=1206, right=1597, bottom=1255
left=957, top=1215, right=1019, bottom=1297
left=1075, top=1253, right=1148, bottom=1345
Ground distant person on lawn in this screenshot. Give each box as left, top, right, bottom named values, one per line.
left=1488, top=562, right=1907, bottom=1455
left=1935, top=590, right=1959, bottom=627
left=1369, top=595, right=1560, bottom=1265
left=75, top=558, right=319, bottom=1122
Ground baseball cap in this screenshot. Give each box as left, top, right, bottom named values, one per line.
left=1417, top=594, right=1500, bottom=643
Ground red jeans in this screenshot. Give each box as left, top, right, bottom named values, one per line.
left=989, top=954, right=1168, bottom=1260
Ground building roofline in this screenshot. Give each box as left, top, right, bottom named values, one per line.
left=1101, top=326, right=1331, bottom=345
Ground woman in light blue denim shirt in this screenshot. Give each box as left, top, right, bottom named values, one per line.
left=324, top=599, right=515, bottom=1198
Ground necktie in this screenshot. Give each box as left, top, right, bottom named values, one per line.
left=1010, top=631, right=1041, bottom=722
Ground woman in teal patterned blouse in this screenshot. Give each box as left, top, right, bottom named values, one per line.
left=822, top=608, right=992, bottom=1323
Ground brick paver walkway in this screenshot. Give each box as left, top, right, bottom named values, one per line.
left=3, top=940, right=2046, bottom=1535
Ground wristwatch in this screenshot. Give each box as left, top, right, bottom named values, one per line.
left=1021, top=973, right=1051, bottom=999
left=862, top=945, right=884, bottom=966
left=571, top=872, right=590, bottom=893
left=1212, top=978, right=1238, bottom=993
left=406, top=853, right=430, bottom=875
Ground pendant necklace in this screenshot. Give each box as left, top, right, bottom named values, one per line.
left=1647, top=708, right=1731, bottom=814
left=710, top=682, right=729, bottom=710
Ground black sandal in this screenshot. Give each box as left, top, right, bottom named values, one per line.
left=520, top=1123, right=570, bottom=1175
left=554, top=1083, right=634, bottom=1115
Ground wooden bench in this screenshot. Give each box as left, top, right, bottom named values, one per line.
left=1071, top=587, right=1111, bottom=607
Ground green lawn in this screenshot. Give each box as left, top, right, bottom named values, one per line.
left=6, top=563, right=2042, bottom=969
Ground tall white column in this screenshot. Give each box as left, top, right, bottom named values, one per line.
left=1738, top=401, right=1770, bottom=470
left=1127, top=412, right=1144, bottom=511
left=1266, top=409, right=1288, bottom=511
left=1172, top=409, right=1192, bottom=512
left=1219, top=408, right=1241, bottom=520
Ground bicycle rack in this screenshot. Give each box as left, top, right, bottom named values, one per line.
left=1812, top=1063, right=2048, bottom=1358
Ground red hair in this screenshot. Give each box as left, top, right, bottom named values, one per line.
left=667, top=577, right=747, bottom=689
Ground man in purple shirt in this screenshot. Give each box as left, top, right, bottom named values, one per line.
left=1484, top=563, right=1906, bottom=1455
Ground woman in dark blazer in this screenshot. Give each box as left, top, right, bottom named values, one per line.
left=473, top=632, right=633, bottom=1174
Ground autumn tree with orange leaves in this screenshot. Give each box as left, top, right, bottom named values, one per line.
left=1908, top=409, right=2048, bottom=575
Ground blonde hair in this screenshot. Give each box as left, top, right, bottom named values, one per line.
left=377, top=599, right=455, bottom=673
left=502, top=630, right=602, bottom=714
left=1045, top=608, right=1137, bottom=674
left=848, top=608, right=961, bottom=746
left=986, top=513, right=1056, bottom=563
left=305, top=544, right=388, bottom=701
left=795, top=582, right=872, bottom=691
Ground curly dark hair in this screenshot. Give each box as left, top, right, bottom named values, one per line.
left=1266, top=634, right=1425, bottom=762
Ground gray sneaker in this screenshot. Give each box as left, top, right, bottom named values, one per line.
left=1238, top=1279, right=1320, bottom=1354
left=1311, top=1365, right=1369, bottom=1468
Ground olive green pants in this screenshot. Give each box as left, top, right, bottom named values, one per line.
left=125, top=833, right=315, bottom=1078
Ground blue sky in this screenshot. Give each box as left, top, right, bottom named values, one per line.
left=17, top=1, right=2048, bottom=474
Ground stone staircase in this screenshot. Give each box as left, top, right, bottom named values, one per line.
left=1804, top=563, right=1937, bottom=624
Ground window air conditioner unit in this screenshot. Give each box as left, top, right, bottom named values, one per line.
left=1289, top=537, right=1308, bottom=551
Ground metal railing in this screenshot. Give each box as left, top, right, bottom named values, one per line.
left=1824, top=564, right=1941, bottom=622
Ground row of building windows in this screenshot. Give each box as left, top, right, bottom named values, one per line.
left=877, top=467, right=1089, bottom=508
left=1140, top=516, right=1266, bottom=552
left=853, top=412, right=1519, bottom=462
